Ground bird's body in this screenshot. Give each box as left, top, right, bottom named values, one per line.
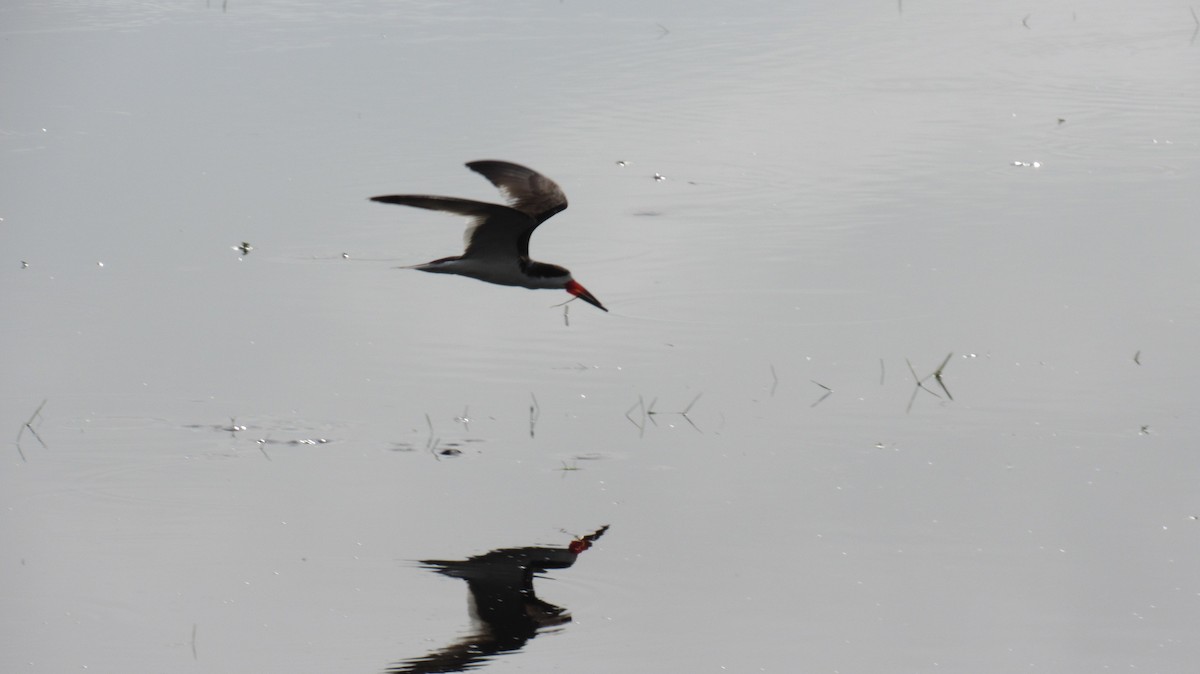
left=410, top=255, right=571, bottom=290
left=371, top=160, right=607, bottom=311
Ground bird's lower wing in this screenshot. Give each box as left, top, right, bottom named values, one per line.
left=370, top=194, right=535, bottom=260
left=370, top=194, right=499, bottom=218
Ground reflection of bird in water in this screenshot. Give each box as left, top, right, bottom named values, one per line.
left=386, top=526, right=609, bottom=674
left=370, top=160, right=607, bottom=312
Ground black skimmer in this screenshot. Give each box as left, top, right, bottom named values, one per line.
left=370, top=160, right=608, bottom=312
left=387, top=526, right=609, bottom=674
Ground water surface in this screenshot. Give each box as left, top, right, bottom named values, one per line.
left=2, top=1, right=1198, bottom=672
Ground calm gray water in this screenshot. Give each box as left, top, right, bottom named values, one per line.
left=3, top=1, right=1199, bottom=672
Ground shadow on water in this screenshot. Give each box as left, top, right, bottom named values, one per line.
left=386, top=526, right=609, bottom=674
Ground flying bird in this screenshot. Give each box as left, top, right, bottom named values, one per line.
left=370, top=160, right=607, bottom=311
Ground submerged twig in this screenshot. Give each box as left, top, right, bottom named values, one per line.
left=905, top=353, right=954, bottom=412
left=625, top=395, right=669, bottom=435
left=905, top=358, right=936, bottom=413
left=678, top=393, right=703, bottom=432
left=810, top=380, right=833, bottom=408
left=529, top=394, right=540, bottom=438
left=625, top=395, right=647, bottom=436
left=425, top=413, right=443, bottom=460
left=932, top=352, right=953, bottom=400
left=15, top=399, right=48, bottom=462
left=226, top=417, right=247, bottom=438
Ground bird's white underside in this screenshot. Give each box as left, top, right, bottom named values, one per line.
left=412, top=257, right=570, bottom=290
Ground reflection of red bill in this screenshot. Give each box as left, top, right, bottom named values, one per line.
left=568, top=525, right=610, bottom=554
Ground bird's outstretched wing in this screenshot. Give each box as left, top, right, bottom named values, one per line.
left=466, top=161, right=568, bottom=225
left=369, top=195, right=535, bottom=261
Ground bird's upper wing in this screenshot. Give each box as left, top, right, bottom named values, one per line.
left=465, top=161, right=568, bottom=225
left=369, top=195, right=536, bottom=261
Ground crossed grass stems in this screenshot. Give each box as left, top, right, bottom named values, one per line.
left=8, top=353, right=966, bottom=464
